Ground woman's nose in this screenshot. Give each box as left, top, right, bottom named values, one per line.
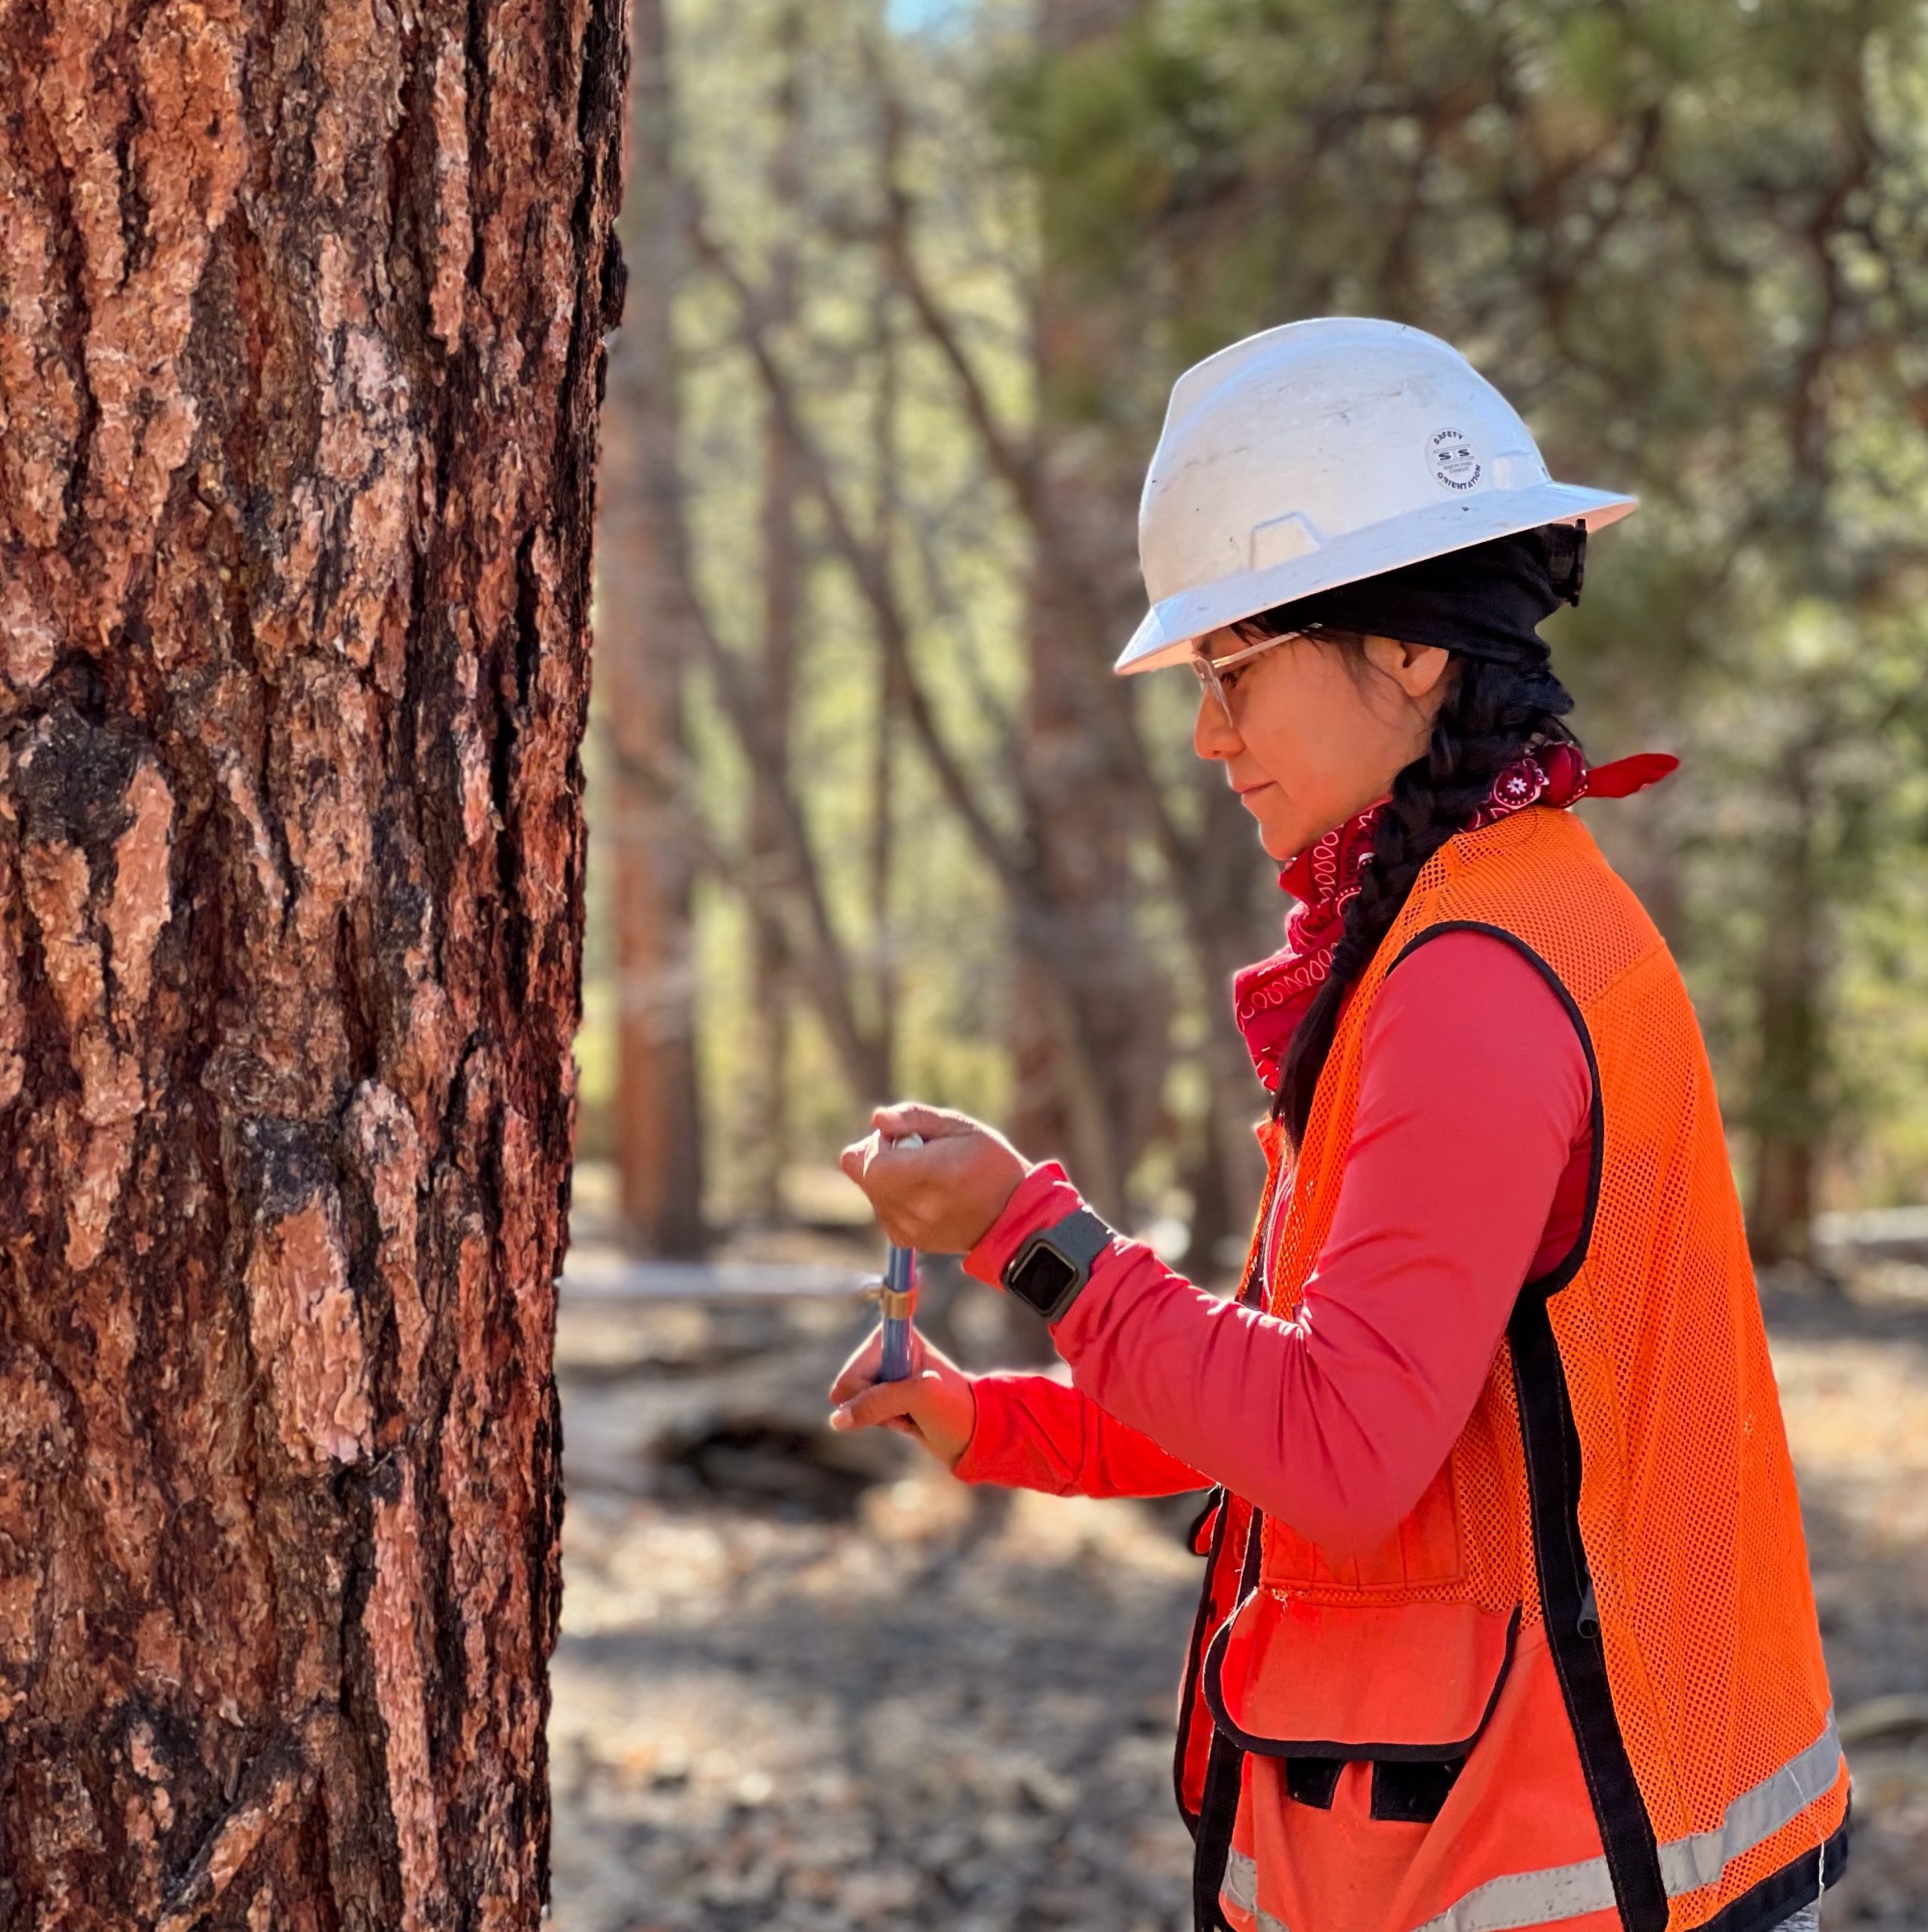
left=1193, top=688, right=1239, bottom=759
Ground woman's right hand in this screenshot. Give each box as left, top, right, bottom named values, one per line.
left=827, top=1325, right=978, bottom=1470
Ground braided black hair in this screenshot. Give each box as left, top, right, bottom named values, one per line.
left=1268, top=641, right=1581, bottom=1143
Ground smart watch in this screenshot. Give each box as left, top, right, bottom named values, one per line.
left=1001, top=1207, right=1115, bottom=1322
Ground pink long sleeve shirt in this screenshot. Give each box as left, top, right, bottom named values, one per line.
left=952, top=930, right=1593, bottom=1557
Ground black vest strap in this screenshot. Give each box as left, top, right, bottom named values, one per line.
left=1190, top=1507, right=1263, bottom=1930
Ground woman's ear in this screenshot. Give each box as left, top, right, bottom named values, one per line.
left=1363, top=634, right=1453, bottom=700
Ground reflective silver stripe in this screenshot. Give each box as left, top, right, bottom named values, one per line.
left=1221, top=1849, right=1293, bottom=1931
left=1235, top=1719, right=1843, bottom=1932
left=1223, top=1846, right=1258, bottom=1912
left=1411, top=1856, right=1617, bottom=1932
left=1656, top=1716, right=1843, bottom=1896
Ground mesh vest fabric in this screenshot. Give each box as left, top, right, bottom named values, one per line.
left=1219, top=806, right=1845, bottom=1932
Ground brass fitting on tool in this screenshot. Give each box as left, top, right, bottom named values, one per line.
left=862, top=1277, right=917, bottom=1321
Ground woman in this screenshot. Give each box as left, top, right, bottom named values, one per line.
left=829, top=320, right=1846, bottom=1932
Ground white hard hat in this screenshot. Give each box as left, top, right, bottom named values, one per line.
left=1117, top=318, right=1637, bottom=675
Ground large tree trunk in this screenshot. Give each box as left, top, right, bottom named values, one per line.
left=0, top=2, right=625, bottom=1924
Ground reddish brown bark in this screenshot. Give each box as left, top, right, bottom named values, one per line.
left=0, top=1, right=626, bottom=1924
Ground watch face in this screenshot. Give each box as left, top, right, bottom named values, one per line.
left=1013, top=1242, right=1078, bottom=1313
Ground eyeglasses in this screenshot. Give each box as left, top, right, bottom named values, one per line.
left=1188, top=623, right=1330, bottom=721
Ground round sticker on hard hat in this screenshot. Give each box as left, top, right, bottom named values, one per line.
left=1428, top=428, right=1483, bottom=492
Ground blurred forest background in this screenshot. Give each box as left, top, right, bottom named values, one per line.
left=552, top=8, right=1928, bottom=1925
left=589, top=0, right=1928, bottom=1278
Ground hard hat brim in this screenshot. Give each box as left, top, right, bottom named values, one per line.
left=1115, top=482, right=1637, bottom=675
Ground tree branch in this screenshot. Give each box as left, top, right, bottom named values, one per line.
left=689, top=202, right=1042, bottom=900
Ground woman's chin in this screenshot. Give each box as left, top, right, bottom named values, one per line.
left=1239, top=784, right=1315, bottom=861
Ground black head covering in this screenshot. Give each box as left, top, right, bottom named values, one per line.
left=1239, top=522, right=1587, bottom=666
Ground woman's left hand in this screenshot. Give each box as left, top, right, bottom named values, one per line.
left=838, top=1100, right=1029, bottom=1254
left=826, top=1325, right=978, bottom=1468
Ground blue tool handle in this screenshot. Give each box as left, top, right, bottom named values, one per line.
left=875, top=1131, right=923, bottom=1383
left=879, top=1244, right=916, bottom=1383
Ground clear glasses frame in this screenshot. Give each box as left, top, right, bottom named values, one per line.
left=1188, top=622, right=1333, bottom=721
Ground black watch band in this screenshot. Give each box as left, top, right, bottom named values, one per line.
left=1001, top=1207, right=1115, bottom=1322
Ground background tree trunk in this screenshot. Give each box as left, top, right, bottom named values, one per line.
left=0, top=1, right=626, bottom=1924
left=1746, top=752, right=1828, bottom=1268
left=605, top=0, right=706, bottom=1256
left=746, top=0, right=808, bottom=1224
left=1009, top=0, right=1169, bottom=1230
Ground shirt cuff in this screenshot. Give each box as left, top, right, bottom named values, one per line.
left=961, top=1160, right=1089, bottom=1288
left=951, top=1372, right=1025, bottom=1485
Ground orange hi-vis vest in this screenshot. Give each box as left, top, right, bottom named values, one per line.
left=1176, top=806, right=1847, bottom=1932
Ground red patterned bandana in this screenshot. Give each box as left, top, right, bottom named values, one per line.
left=1231, top=746, right=1677, bottom=1091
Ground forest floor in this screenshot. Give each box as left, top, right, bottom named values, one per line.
left=546, top=1209, right=1928, bottom=1932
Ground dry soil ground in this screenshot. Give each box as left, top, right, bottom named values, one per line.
left=546, top=1248, right=1928, bottom=1931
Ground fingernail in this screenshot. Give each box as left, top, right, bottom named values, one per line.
left=829, top=1405, right=853, bottom=1430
